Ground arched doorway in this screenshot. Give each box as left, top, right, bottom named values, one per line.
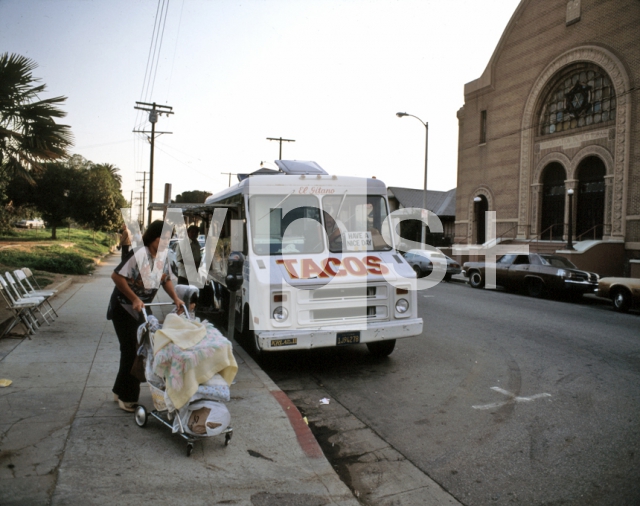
left=540, top=162, right=566, bottom=240
left=474, top=195, right=488, bottom=244
left=576, top=156, right=605, bottom=239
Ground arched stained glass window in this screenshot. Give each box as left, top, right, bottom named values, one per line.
left=538, top=64, right=616, bottom=136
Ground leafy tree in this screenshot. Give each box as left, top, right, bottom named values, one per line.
left=94, top=163, right=122, bottom=188
left=0, top=53, right=73, bottom=182
left=8, top=162, right=78, bottom=239
left=174, top=190, right=212, bottom=203
left=7, top=156, right=127, bottom=239
left=74, top=164, right=127, bottom=241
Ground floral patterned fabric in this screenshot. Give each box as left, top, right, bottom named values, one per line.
left=152, top=323, right=237, bottom=410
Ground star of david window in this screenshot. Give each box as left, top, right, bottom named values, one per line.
left=539, top=64, right=616, bottom=136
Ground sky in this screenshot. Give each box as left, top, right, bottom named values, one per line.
left=1, top=0, right=520, bottom=222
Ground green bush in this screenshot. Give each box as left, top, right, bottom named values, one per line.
left=0, top=246, right=94, bottom=275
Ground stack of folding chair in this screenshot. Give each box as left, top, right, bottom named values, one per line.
left=0, top=271, right=57, bottom=337
left=13, top=269, right=58, bottom=320
left=0, top=275, right=44, bottom=337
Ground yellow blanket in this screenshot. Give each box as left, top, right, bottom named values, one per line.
left=152, top=319, right=237, bottom=411
left=153, top=313, right=207, bottom=352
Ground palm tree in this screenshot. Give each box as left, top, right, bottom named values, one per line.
left=0, top=53, right=73, bottom=182
left=94, top=163, right=123, bottom=188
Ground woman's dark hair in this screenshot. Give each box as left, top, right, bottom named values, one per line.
left=143, top=220, right=165, bottom=247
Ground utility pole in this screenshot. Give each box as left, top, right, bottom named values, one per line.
left=221, top=172, right=238, bottom=187
left=135, top=192, right=145, bottom=229
left=136, top=171, right=148, bottom=229
left=267, top=137, right=295, bottom=159
left=133, top=101, right=174, bottom=226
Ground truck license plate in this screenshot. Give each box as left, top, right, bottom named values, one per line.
left=336, top=331, right=360, bottom=346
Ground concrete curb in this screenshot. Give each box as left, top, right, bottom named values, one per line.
left=231, top=340, right=327, bottom=459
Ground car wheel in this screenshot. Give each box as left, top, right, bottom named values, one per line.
left=444, top=273, right=452, bottom=282
left=412, top=265, right=422, bottom=278
left=469, top=270, right=484, bottom=289
left=366, top=339, right=396, bottom=357
left=611, top=288, right=631, bottom=313
left=527, top=278, right=545, bottom=298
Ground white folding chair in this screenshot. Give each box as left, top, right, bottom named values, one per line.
left=21, top=267, right=53, bottom=292
left=3, top=272, right=52, bottom=326
left=13, top=269, right=58, bottom=318
left=0, top=276, right=42, bottom=337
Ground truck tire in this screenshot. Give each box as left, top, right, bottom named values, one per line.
left=366, top=339, right=396, bottom=357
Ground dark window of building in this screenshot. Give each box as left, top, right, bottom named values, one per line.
left=540, top=162, right=566, bottom=240
left=480, top=110, right=487, bottom=144
left=538, top=64, right=615, bottom=136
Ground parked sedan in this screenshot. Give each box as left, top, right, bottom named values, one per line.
left=401, top=249, right=462, bottom=281
left=462, top=253, right=599, bottom=298
left=596, top=277, right=640, bottom=312
left=14, top=218, right=45, bottom=229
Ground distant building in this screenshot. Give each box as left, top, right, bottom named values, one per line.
left=454, top=0, right=640, bottom=276
left=387, top=187, right=456, bottom=246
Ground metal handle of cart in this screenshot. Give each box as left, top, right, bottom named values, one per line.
left=141, top=302, right=191, bottom=323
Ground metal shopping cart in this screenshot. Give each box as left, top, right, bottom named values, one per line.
left=133, top=302, right=233, bottom=456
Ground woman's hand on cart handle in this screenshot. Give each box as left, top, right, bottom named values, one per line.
left=174, top=298, right=185, bottom=315
left=132, top=298, right=144, bottom=313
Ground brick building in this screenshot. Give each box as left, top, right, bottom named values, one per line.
left=454, top=0, right=640, bottom=276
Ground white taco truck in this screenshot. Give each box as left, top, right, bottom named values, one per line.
left=170, top=161, right=423, bottom=357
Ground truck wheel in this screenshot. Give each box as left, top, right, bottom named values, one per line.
left=469, top=271, right=484, bottom=289
left=612, top=288, right=631, bottom=313
left=366, top=339, right=396, bottom=357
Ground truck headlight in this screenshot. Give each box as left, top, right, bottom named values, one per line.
left=395, top=298, right=409, bottom=314
left=272, top=306, right=289, bottom=322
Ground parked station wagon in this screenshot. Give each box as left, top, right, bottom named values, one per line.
left=463, top=253, right=599, bottom=298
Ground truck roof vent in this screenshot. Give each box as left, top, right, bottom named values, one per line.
left=274, top=160, right=328, bottom=175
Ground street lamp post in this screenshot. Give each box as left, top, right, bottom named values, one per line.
left=567, top=188, right=575, bottom=250
left=396, top=112, right=428, bottom=246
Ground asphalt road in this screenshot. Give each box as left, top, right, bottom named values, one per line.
left=263, top=281, right=640, bottom=506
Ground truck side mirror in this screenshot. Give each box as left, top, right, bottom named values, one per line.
left=225, top=251, right=245, bottom=292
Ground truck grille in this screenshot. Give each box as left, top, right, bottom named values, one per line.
left=297, top=283, right=388, bottom=325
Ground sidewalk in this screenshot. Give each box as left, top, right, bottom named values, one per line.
left=0, top=254, right=358, bottom=506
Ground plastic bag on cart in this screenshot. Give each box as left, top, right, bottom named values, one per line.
left=173, top=400, right=230, bottom=436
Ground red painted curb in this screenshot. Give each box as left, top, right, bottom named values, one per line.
left=270, top=390, right=324, bottom=459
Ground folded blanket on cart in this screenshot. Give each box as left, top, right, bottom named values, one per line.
left=153, top=322, right=237, bottom=410
left=153, top=313, right=207, bottom=351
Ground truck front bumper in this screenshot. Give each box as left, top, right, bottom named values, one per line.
left=256, top=318, right=423, bottom=352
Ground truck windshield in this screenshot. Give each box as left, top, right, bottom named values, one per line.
left=322, top=195, right=392, bottom=253
left=249, top=195, right=324, bottom=255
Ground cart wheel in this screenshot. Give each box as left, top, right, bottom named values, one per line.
left=186, top=443, right=194, bottom=457
left=134, top=405, right=148, bottom=427
left=225, top=431, right=233, bottom=446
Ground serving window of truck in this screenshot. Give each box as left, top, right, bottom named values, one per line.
left=204, top=160, right=422, bottom=357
